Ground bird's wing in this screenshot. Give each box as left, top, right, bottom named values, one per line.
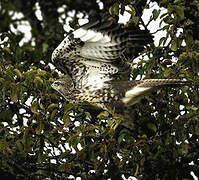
left=71, top=18, right=153, bottom=62
left=52, top=16, right=153, bottom=62
left=51, top=16, right=153, bottom=82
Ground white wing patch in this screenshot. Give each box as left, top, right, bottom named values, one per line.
left=87, top=32, right=104, bottom=42
left=73, top=28, right=88, bottom=39
left=122, top=86, right=152, bottom=105
left=73, top=28, right=111, bottom=43
left=79, top=30, right=97, bottom=42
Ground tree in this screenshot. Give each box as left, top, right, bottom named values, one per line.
left=0, top=0, right=199, bottom=179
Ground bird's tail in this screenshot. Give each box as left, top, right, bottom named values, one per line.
left=135, top=79, right=188, bottom=87
left=121, top=79, right=188, bottom=106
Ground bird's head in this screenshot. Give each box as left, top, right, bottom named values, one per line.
left=51, top=78, right=76, bottom=101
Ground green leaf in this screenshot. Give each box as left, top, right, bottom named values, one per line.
left=109, top=3, right=119, bottom=16
left=31, top=101, right=38, bottom=113
left=147, top=123, right=157, bottom=132
left=191, top=106, right=198, bottom=111
left=63, top=103, right=74, bottom=113
left=171, top=39, right=178, bottom=51
left=174, top=5, right=184, bottom=20
left=181, top=143, right=189, bottom=155
left=34, top=76, right=43, bottom=85
left=185, top=29, right=193, bottom=49
left=22, top=128, right=31, bottom=153
left=85, top=111, right=92, bottom=119
left=36, top=118, right=44, bottom=135
left=50, top=109, right=58, bottom=121
left=63, top=113, right=71, bottom=127
left=58, top=162, right=71, bottom=172
left=159, top=37, right=167, bottom=46
left=37, top=69, right=47, bottom=76
left=118, top=129, right=128, bottom=145
left=152, top=9, right=160, bottom=20
left=11, top=86, right=18, bottom=103
left=3, top=47, right=12, bottom=53
left=132, top=16, right=139, bottom=25
left=16, top=140, right=24, bottom=152
left=127, top=5, right=136, bottom=16
left=47, top=103, right=58, bottom=112
left=97, top=111, right=109, bottom=119
left=85, top=125, right=97, bottom=132
left=69, top=134, right=80, bottom=149
left=0, top=109, right=13, bottom=122
left=14, top=69, right=23, bottom=79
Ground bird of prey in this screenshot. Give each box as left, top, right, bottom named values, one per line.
left=51, top=16, right=186, bottom=114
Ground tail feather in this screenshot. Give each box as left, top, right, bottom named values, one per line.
left=122, top=79, right=188, bottom=106
left=136, top=79, right=188, bottom=87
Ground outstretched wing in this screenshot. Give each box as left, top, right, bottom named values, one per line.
left=52, top=16, right=153, bottom=88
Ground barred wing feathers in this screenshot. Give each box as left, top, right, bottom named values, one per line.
left=52, top=17, right=153, bottom=80
left=73, top=18, right=153, bottom=62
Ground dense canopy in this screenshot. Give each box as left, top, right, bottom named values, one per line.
left=0, top=0, right=199, bottom=179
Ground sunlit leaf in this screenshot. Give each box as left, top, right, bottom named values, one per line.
left=14, top=68, right=23, bottom=79
left=97, top=111, right=109, bottom=119
left=109, top=3, right=119, bottom=16
left=171, top=39, right=178, bottom=51
left=31, top=101, right=38, bottom=113
left=47, top=103, right=58, bottom=112
left=3, top=47, right=11, bottom=53
left=132, top=16, right=139, bottom=25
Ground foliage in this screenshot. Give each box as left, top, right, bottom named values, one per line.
left=0, top=0, right=199, bottom=179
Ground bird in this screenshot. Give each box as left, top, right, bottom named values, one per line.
left=51, top=16, right=187, bottom=115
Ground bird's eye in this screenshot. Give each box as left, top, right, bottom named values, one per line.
left=54, top=82, right=61, bottom=86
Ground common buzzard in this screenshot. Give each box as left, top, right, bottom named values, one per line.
left=51, top=16, right=186, bottom=113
